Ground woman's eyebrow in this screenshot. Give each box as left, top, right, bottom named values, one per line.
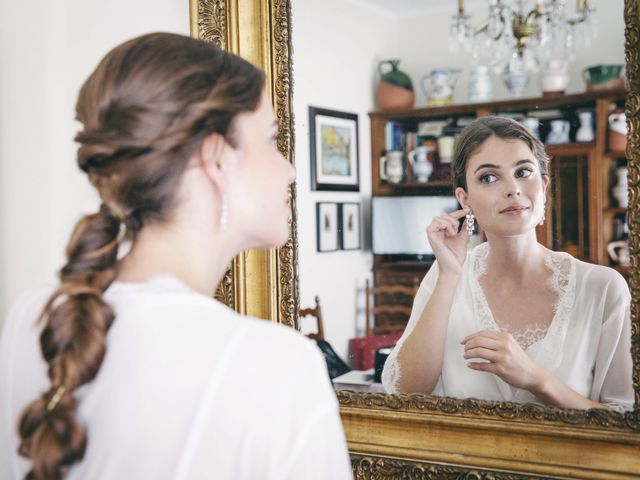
left=473, top=159, right=535, bottom=174
left=474, top=163, right=498, bottom=174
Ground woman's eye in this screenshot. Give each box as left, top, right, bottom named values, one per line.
left=516, top=168, right=533, bottom=178
left=480, top=173, right=497, bottom=183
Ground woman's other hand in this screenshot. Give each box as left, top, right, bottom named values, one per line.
left=461, top=330, right=544, bottom=392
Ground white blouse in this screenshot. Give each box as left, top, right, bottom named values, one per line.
left=382, top=242, right=634, bottom=412
left=0, top=275, right=353, bottom=480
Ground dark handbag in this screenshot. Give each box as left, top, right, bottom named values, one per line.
left=314, top=339, right=351, bottom=379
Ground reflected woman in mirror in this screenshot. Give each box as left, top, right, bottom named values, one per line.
left=382, top=116, right=633, bottom=412
left=0, top=33, right=352, bottom=479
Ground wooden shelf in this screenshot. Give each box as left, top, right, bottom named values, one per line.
left=369, top=88, right=627, bottom=120
left=376, top=179, right=453, bottom=196
left=545, top=142, right=595, bottom=156
left=605, top=150, right=627, bottom=158
left=605, top=207, right=628, bottom=215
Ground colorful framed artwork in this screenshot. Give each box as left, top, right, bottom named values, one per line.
left=309, top=106, right=360, bottom=191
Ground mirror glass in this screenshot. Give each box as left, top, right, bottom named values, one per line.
left=293, top=0, right=632, bottom=409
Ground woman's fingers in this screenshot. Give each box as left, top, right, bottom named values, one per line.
left=467, top=362, right=499, bottom=373
left=461, top=330, right=504, bottom=345
left=463, top=346, right=500, bottom=362
left=428, top=217, right=457, bottom=237
left=463, top=336, right=501, bottom=352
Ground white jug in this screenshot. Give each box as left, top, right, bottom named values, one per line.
left=576, top=111, right=595, bottom=142
left=468, top=65, right=492, bottom=102
left=408, top=146, right=434, bottom=183
left=380, top=150, right=404, bottom=183
left=540, top=59, right=570, bottom=94
left=607, top=240, right=630, bottom=267
left=612, top=166, right=628, bottom=208
left=546, top=120, right=570, bottom=144
left=521, top=118, right=540, bottom=139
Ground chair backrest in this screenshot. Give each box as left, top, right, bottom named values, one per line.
left=364, top=278, right=419, bottom=336
left=299, top=295, right=325, bottom=341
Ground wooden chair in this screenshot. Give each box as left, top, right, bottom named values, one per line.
left=299, top=295, right=325, bottom=341
left=364, top=278, right=419, bottom=336
left=299, top=296, right=351, bottom=379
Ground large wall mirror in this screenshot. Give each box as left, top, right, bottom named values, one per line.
left=191, top=0, right=640, bottom=477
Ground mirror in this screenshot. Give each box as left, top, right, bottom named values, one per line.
left=191, top=0, right=640, bottom=477
left=292, top=0, right=634, bottom=410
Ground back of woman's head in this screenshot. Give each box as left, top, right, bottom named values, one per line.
left=452, top=115, right=550, bottom=191
left=17, top=32, right=264, bottom=480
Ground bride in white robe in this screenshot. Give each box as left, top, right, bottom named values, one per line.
left=381, top=116, right=634, bottom=412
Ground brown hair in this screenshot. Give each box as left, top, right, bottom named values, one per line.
left=17, top=32, right=265, bottom=480
left=452, top=115, right=550, bottom=191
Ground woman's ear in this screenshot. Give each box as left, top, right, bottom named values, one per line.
left=455, top=186, right=470, bottom=210
left=542, top=173, right=550, bottom=196
left=197, top=132, right=229, bottom=192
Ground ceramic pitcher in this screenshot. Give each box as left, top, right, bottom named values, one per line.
left=576, top=111, right=595, bottom=142
left=468, top=65, right=492, bottom=102
left=521, top=118, right=540, bottom=139
left=607, top=240, right=630, bottom=267
left=408, top=146, right=434, bottom=183
left=379, top=151, right=404, bottom=183
left=546, top=120, right=570, bottom=144
left=421, top=69, right=461, bottom=106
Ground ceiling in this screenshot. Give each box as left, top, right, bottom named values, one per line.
left=349, top=0, right=484, bottom=16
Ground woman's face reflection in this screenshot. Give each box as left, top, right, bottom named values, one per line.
left=458, top=136, right=549, bottom=238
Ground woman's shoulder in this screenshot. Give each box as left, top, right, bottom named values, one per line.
left=572, top=255, right=627, bottom=284
left=556, top=252, right=629, bottom=299
left=107, top=275, right=323, bottom=366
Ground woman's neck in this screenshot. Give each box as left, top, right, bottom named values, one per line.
left=115, top=221, right=234, bottom=297
left=483, top=232, right=547, bottom=286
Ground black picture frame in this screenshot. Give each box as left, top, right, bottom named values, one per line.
left=339, top=202, right=361, bottom=250
left=309, top=106, right=360, bottom=191
left=316, top=202, right=339, bottom=252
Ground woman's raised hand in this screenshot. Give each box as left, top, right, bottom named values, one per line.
left=425, top=208, right=470, bottom=276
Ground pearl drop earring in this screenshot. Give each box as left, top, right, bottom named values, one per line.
left=220, top=193, right=229, bottom=229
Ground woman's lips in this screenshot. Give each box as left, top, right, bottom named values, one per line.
left=499, top=205, right=529, bottom=214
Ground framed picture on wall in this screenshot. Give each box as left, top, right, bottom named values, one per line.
left=316, top=202, right=339, bottom=252
left=309, top=106, right=360, bottom=191
left=339, top=202, right=361, bottom=250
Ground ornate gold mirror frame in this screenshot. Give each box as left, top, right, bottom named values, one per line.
left=190, top=1, right=640, bottom=477
left=189, top=0, right=298, bottom=328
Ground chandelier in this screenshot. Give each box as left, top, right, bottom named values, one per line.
left=449, top=0, right=597, bottom=76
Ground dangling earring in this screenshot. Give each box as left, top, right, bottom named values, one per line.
left=539, top=205, right=546, bottom=226
left=466, top=211, right=475, bottom=236
left=220, top=192, right=229, bottom=229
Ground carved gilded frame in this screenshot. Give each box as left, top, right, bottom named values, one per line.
left=189, top=0, right=298, bottom=327
left=191, top=0, right=640, bottom=477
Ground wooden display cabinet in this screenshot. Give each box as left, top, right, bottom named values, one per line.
left=370, top=89, right=628, bottom=330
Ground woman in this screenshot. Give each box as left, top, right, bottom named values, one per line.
left=0, top=33, right=352, bottom=479
left=382, top=116, right=633, bottom=412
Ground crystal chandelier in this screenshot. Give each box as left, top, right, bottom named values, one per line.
left=449, top=0, right=597, bottom=77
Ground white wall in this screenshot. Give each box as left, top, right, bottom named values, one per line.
left=293, top=0, right=398, bottom=362
left=0, top=1, right=188, bottom=477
